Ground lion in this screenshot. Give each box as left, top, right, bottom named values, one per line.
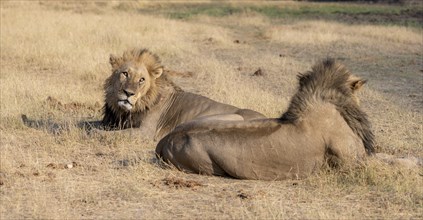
left=101, top=48, right=265, bottom=140
left=156, top=59, right=378, bottom=180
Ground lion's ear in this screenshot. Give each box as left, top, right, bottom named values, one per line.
left=109, top=54, right=121, bottom=71
left=151, top=67, right=163, bottom=79
left=349, top=77, right=367, bottom=92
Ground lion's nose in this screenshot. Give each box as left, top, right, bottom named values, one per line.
left=123, top=89, right=135, bottom=97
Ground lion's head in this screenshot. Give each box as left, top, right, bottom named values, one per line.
left=282, top=59, right=374, bottom=154
left=104, top=48, right=164, bottom=113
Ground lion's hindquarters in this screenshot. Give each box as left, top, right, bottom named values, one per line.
left=156, top=123, right=327, bottom=180
left=156, top=132, right=227, bottom=176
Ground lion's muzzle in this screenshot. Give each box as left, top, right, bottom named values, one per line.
left=118, top=100, right=133, bottom=111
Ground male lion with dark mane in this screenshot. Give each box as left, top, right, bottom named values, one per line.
left=101, top=48, right=264, bottom=140
left=156, top=59, right=376, bottom=180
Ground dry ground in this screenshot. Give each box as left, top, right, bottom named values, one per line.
left=1, top=1, right=422, bottom=219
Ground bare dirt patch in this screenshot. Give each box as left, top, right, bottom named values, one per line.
left=160, top=176, right=204, bottom=189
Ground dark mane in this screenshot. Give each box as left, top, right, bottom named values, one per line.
left=280, top=59, right=375, bottom=154
left=102, top=48, right=182, bottom=130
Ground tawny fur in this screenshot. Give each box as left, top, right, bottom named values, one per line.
left=102, top=48, right=265, bottom=140
left=156, top=59, right=375, bottom=180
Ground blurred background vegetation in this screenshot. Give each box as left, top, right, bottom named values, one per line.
left=134, top=1, right=422, bottom=28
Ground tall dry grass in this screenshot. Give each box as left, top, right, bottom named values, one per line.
left=1, top=1, right=422, bottom=219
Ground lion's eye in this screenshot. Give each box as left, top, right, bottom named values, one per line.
left=122, top=72, right=128, bottom=77
left=139, top=77, right=145, bottom=83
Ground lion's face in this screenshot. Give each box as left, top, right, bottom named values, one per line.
left=113, top=62, right=153, bottom=111
left=105, top=50, right=164, bottom=113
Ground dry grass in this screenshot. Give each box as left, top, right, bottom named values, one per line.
left=1, top=1, right=422, bottom=219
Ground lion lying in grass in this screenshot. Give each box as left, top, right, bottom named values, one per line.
left=101, top=48, right=264, bottom=140
left=156, top=59, right=376, bottom=180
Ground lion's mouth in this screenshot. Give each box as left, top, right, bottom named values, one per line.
left=118, top=100, right=133, bottom=111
